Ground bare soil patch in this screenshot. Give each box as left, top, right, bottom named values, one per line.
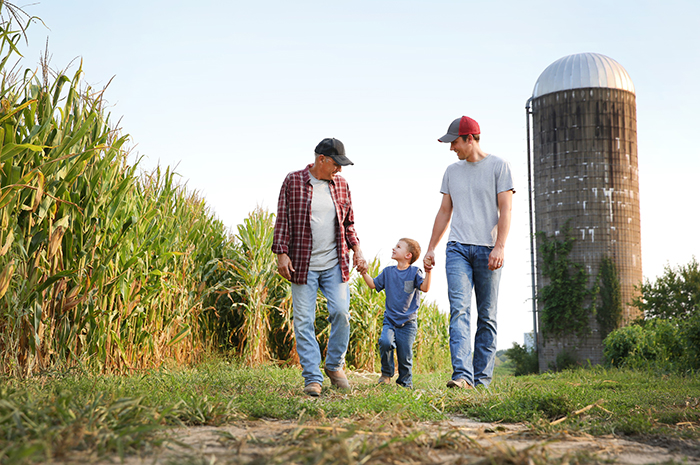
left=52, top=371, right=700, bottom=464
left=58, top=416, right=700, bottom=464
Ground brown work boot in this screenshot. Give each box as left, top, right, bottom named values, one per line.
left=324, top=366, right=350, bottom=390
left=377, top=375, right=392, bottom=385
left=303, top=382, right=322, bottom=397
left=446, top=378, right=472, bottom=389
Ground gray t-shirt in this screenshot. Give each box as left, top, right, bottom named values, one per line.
left=309, top=173, right=339, bottom=271
left=440, top=154, right=514, bottom=247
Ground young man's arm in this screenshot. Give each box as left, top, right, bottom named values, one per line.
left=420, top=269, right=431, bottom=292
left=488, top=190, right=513, bottom=271
left=361, top=271, right=376, bottom=289
left=423, top=193, right=453, bottom=271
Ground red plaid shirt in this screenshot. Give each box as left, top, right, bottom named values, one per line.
left=272, top=164, right=360, bottom=284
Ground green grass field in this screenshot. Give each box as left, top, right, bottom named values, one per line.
left=1, top=358, right=698, bottom=463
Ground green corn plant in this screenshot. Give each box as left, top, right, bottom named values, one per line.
left=221, top=208, right=292, bottom=366
left=414, top=300, right=451, bottom=373
left=0, top=3, right=237, bottom=375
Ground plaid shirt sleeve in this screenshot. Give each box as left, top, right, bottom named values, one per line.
left=272, top=174, right=291, bottom=256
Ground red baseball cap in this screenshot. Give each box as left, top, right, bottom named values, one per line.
left=438, top=116, right=480, bottom=143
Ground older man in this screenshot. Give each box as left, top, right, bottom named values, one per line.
left=272, top=138, right=367, bottom=396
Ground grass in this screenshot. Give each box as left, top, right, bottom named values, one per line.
left=0, top=357, right=698, bottom=463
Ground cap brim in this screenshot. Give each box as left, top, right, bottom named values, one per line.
left=331, top=154, right=354, bottom=166
left=438, top=133, right=458, bottom=143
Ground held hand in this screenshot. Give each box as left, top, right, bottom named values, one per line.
left=423, top=250, right=435, bottom=271
left=353, top=250, right=368, bottom=275
left=277, top=253, right=294, bottom=281
left=488, top=247, right=505, bottom=271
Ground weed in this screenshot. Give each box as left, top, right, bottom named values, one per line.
left=1, top=360, right=699, bottom=463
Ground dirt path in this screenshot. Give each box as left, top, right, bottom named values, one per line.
left=61, top=415, right=699, bottom=464
left=55, top=372, right=700, bottom=464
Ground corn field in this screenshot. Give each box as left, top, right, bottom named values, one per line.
left=0, top=3, right=234, bottom=376
left=0, top=2, right=450, bottom=377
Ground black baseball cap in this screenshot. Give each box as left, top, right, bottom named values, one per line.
left=314, top=138, right=353, bottom=166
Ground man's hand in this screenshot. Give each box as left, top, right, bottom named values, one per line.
left=277, top=253, right=295, bottom=281
left=423, top=250, right=435, bottom=271
left=488, top=246, right=505, bottom=271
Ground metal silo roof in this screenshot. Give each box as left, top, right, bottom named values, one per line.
left=532, top=53, right=635, bottom=98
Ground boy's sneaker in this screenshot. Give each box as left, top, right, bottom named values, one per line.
left=324, top=367, right=350, bottom=390
left=446, top=378, right=472, bottom=389
left=377, top=376, right=392, bottom=385
left=303, top=382, right=322, bottom=397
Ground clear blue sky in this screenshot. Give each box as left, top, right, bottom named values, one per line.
left=17, top=0, right=700, bottom=350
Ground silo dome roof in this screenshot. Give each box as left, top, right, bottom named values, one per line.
left=532, top=53, right=635, bottom=98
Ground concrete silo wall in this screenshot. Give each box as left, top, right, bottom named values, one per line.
left=531, top=87, right=643, bottom=368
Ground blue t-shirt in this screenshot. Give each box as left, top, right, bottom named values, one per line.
left=373, top=265, right=425, bottom=327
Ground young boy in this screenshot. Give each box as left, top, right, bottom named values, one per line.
left=361, top=238, right=431, bottom=388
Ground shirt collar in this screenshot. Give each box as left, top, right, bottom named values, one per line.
left=303, top=163, right=335, bottom=185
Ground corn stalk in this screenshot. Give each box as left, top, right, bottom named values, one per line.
left=221, top=208, right=292, bottom=366
left=0, top=5, right=234, bottom=376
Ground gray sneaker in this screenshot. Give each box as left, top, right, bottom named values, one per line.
left=446, top=378, right=472, bottom=389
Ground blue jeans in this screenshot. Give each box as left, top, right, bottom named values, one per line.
left=378, top=320, right=417, bottom=388
left=291, top=264, right=350, bottom=386
left=445, top=242, right=501, bottom=388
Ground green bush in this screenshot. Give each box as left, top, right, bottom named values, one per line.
left=504, top=342, right=539, bottom=376
left=554, top=350, right=579, bottom=371
left=679, top=312, right=700, bottom=371
left=603, top=324, right=658, bottom=368
left=603, top=317, right=697, bottom=373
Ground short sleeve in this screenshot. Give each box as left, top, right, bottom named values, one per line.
left=374, top=269, right=386, bottom=293
left=414, top=268, right=425, bottom=290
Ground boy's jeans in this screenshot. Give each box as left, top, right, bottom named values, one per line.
left=379, top=320, right=417, bottom=388
left=291, top=264, right=350, bottom=386
left=445, top=242, right=501, bottom=388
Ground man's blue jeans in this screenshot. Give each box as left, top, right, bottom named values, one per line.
left=445, top=242, right=501, bottom=388
left=291, top=264, right=350, bottom=387
left=378, top=320, right=417, bottom=388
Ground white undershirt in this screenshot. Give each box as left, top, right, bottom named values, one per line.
left=309, top=174, right=339, bottom=271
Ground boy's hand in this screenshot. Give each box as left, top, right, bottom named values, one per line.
left=423, top=250, right=435, bottom=271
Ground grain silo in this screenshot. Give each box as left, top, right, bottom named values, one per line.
left=526, top=52, right=643, bottom=369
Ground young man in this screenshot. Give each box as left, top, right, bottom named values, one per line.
left=424, top=116, right=514, bottom=389
left=272, top=138, right=367, bottom=397
left=361, top=238, right=431, bottom=388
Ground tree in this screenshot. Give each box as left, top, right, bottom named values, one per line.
left=631, top=257, right=700, bottom=321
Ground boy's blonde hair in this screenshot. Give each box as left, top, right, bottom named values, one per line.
left=400, top=238, right=421, bottom=264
